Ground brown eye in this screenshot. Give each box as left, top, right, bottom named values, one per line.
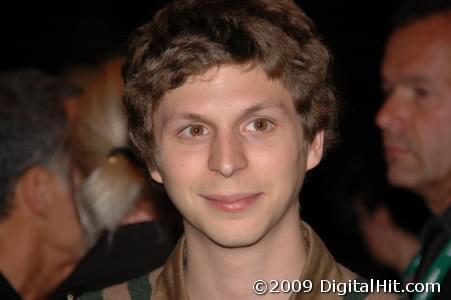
left=255, top=119, right=269, bottom=130
left=254, top=119, right=268, bottom=130
left=189, top=125, right=205, bottom=136
left=245, top=118, right=274, bottom=132
left=413, top=87, right=429, bottom=98
left=180, top=124, right=210, bottom=138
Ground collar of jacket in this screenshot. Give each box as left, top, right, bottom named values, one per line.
left=152, top=221, right=356, bottom=300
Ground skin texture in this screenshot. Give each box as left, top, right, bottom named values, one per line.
left=150, top=64, right=323, bottom=299
left=0, top=161, right=86, bottom=300
left=43, top=162, right=86, bottom=259
left=151, top=64, right=322, bottom=249
left=376, top=13, right=451, bottom=214
left=365, top=13, right=451, bottom=276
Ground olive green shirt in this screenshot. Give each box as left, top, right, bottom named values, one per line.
left=79, top=222, right=397, bottom=300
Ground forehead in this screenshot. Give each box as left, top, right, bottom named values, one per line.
left=156, top=64, right=295, bottom=119
left=383, top=13, right=451, bottom=82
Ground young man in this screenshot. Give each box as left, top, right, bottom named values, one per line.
left=375, top=0, right=451, bottom=299
left=82, top=0, right=395, bottom=299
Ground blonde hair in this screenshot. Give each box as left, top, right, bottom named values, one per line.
left=71, top=58, right=145, bottom=246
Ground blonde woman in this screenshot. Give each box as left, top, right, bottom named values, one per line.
left=50, top=58, right=179, bottom=299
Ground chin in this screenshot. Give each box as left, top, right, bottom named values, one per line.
left=204, top=222, right=268, bottom=249
left=387, top=167, right=419, bottom=189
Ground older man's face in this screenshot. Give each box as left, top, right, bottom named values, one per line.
left=376, top=13, right=451, bottom=193
left=44, top=158, right=87, bottom=260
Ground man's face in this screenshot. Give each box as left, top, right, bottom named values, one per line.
left=150, top=65, right=322, bottom=248
left=376, top=14, right=451, bottom=192
left=44, top=158, right=87, bottom=260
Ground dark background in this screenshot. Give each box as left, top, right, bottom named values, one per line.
left=0, top=1, right=428, bottom=279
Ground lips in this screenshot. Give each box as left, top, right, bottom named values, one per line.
left=201, top=193, right=262, bottom=213
left=383, top=141, right=411, bottom=157
left=384, top=145, right=408, bottom=155
left=382, top=136, right=410, bottom=156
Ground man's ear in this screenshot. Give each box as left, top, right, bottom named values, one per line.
left=306, top=130, right=324, bottom=171
left=19, top=166, right=53, bottom=219
left=150, top=167, right=163, bottom=184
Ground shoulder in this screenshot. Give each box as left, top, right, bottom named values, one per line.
left=78, top=270, right=159, bottom=300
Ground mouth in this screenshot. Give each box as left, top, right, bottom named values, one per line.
left=201, top=193, right=262, bottom=213
left=384, top=144, right=410, bottom=157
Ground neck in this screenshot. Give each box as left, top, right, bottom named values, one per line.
left=0, top=215, right=76, bottom=300
left=184, top=205, right=305, bottom=300
left=416, top=176, right=451, bottom=215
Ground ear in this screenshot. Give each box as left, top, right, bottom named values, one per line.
left=19, top=166, right=53, bottom=219
left=150, top=167, right=163, bottom=184
left=306, top=130, right=324, bottom=171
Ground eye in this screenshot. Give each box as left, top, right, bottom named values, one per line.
left=244, top=118, right=274, bottom=132
left=413, top=86, right=430, bottom=99
left=382, top=84, right=393, bottom=98
left=179, top=124, right=210, bottom=138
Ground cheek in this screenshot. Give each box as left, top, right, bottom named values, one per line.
left=159, top=146, right=205, bottom=184
left=424, top=122, right=451, bottom=161
left=61, top=190, right=81, bottom=229
left=250, top=136, right=304, bottom=178
left=53, top=186, right=84, bottom=246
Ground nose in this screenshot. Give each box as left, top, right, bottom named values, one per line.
left=375, top=90, right=409, bottom=132
left=208, top=131, right=248, bottom=177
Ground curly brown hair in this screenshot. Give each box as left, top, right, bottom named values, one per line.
left=123, top=0, right=338, bottom=168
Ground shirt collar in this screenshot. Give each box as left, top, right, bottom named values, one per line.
left=152, top=221, right=352, bottom=300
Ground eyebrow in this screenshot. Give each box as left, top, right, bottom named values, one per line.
left=384, top=75, right=433, bottom=87
left=241, top=101, right=288, bottom=117
left=162, top=112, right=206, bottom=125
left=161, top=100, right=289, bottom=126
left=401, top=76, right=433, bottom=85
